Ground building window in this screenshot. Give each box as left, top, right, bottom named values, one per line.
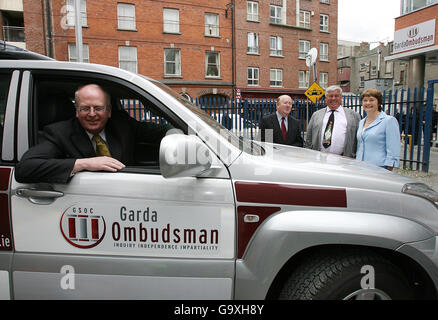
left=270, top=5, right=282, bottom=24
left=206, top=52, right=220, bottom=78
left=402, top=0, right=437, bottom=14
left=299, top=40, right=310, bottom=59
left=66, top=0, right=87, bottom=27
left=385, top=61, right=393, bottom=74
left=320, top=72, right=328, bottom=89
left=320, top=43, right=328, bottom=61
left=118, top=46, right=137, bottom=73
left=205, top=13, right=219, bottom=37
left=299, top=10, right=310, bottom=29
left=68, top=43, right=89, bottom=62
left=399, top=70, right=405, bottom=84
left=247, top=1, right=259, bottom=21
left=270, top=69, right=283, bottom=87
left=117, top=3, right=136, bottom=30
left=248, top=67, right=259, bottom=86
left=164, top=48, right=181, bottom=76
left=247, top=32, right=259, bottom=54
left=163, top=8, right=180, bottom=33
left=320, top=0, right=330, bottom=3
left=299, top=70, right=309, bottom=88
left=320, top=14, right=329, bottom=32
left=270, top=36, right=283, bottom=56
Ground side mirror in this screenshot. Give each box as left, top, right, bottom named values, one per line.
left=159, top=134, right=212, bottom=178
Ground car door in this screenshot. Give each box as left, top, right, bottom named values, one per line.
left=10, top=68, right=236, bottom=299
left=0, top=70, right=18, bottom=300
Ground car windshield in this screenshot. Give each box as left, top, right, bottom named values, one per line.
left=151, top=80, right=264, bottom=156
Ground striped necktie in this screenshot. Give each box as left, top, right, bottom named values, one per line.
left=93, top=134, right=111, bottom=157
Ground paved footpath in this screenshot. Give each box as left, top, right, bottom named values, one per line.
left=395, top=168, right=438, bottom=191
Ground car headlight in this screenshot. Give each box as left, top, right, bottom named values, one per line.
left=402, top=183, right=438, bottom=208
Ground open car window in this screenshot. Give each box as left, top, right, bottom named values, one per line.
left=31, top=72, right=180, bottom=171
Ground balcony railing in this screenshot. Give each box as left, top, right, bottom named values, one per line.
left=3, top=26, right=25, bottom=42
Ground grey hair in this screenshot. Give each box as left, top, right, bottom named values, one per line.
left=325, top=85, right=343, bottom=97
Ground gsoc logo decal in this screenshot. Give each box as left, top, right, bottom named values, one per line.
left=60, top=206, right=106, bottom=248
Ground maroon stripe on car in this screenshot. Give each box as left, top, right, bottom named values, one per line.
left=235, top=181, right=347, bottom=208
left=0, top=168, right=12, bottom=251
left=0, top=168, right=11, bottom=191
left=237, top=206, right=281, bottom=259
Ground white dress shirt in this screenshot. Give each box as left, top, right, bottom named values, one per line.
left=320, top=106, right=347, bottom=155
left=85, top=130, right=108, bottom=152
left=276, top=111, right=288, bottom=131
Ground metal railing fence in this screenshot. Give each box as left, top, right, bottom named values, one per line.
left=121, top=82, right=437, bottom=172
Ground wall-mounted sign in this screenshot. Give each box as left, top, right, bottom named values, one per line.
left=393, top=19, right=436, bottom=54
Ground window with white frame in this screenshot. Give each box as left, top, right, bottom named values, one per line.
left=163, top=8, right=180, bottom=33
left=206, top=51, right=220, bottom=78
left=247, top=32, right=259, bottom=54
left=164, top=48, right=181, bottom=76
left=247, top=1, right=259, bottom=21
left=320, top=72, right=328, bottom=89
left=299, top=40, right=310, bottom=59
left=248, top=67, right=259, bottom=86
left=320, top=0, right=330, bottom=3
left=68, top=43, right=89, bottom=62
left=299, top=10, right=310, bottom=29
left=320, top=43, right=328, bottom=61
left=118, top=46, right=137, bottom=73
left=270, top=5, right=282, bottom=24
left=66, top=0, right=87, bottom=27
left=117, top=3, right=136, bottom=30
left=205, top=13, right=219, bottom=37
left=320, top=14, right=329, bottom=32
left=270, top=69, right=283, bottom=87
left=270, top=36, right=283, bottom=56
left=299, top=70, right=309, bottom=88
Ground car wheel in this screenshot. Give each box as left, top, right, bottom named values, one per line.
left=278, top=248, right=415, bottom=300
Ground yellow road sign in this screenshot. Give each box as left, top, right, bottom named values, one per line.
left=305, top=82, right=325, bottom=103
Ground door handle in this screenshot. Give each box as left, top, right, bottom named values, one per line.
left=16, top=188, right=64, bottom=205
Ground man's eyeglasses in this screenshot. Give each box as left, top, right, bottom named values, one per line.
left=77, top=106, right=106, bottom=113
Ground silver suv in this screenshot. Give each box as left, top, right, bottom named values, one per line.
left=1, top=59, right=438, bottom=300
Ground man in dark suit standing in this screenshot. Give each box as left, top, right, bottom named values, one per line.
left=15, top=84, right=170, bottom=184
left=259, top=95, right=303, bottom=147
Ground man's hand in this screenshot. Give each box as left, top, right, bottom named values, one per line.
left=72, top=156, right=125, bottom=174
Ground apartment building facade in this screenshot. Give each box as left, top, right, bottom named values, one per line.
left=23, top=0, right=233, bottom=100
left=235, top=0, right=337, bottom=99
left=19, top=0, right=337, bottom=100
left=0, top=0, right=25, bottom=48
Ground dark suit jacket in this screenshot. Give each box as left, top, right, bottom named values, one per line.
left=259, top=113, right=303, bottom=147
left=15, top=111, right=170, bottom=184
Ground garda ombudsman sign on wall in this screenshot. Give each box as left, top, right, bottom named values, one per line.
left=393, top=19, right=435, bottom=54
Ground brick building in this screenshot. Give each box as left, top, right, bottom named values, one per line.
left=385, top=0, right=438, bottom=90
left=22, top=0, right=233, bottom=100
left=17, top=0, right=338, bottom=100
left=235, top=0, right=338, bottom=99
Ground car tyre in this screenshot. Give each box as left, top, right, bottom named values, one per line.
left=278, top=248, right=415, bottom=300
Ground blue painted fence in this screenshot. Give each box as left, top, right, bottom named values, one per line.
left=193, top=87, right=433, bottom=172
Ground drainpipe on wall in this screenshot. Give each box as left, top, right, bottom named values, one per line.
left=229, top=0, right=235, bottom=99
left=44, top=0, right=53, bottom=58
left=296, top=0, right=300, bottom=26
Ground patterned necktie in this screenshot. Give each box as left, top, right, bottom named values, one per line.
left=323, top=110, right=335, bottom=149
left=93, top=134, right=111, bottom=157
left=281, top=117, right=287, bottom=141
